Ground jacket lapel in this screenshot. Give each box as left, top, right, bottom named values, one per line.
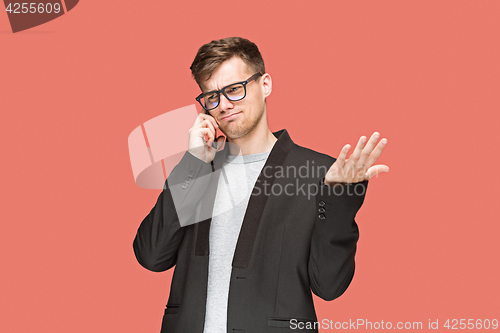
left=195, top=129, right=294, bottom=269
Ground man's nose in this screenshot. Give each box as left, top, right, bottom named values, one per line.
left=218, top=93, right=234, bottom=111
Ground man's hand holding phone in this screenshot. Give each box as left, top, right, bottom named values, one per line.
left=188, top=113, right=225, bottom=163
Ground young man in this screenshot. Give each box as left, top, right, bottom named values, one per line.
left=133, top=37, right=388, bottom=333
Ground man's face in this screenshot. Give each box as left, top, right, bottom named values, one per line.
left=200, top=56, right=269, bottom=140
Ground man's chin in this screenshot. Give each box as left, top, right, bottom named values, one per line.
left=219, top=123, right=240, bottom=139
left=221, top=127, right=248, bottom=140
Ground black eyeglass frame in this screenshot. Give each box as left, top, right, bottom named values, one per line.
left=195, top=73, right=263, bottom=111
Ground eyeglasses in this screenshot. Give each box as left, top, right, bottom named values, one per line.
left=195, top=73, right=262, bottom=111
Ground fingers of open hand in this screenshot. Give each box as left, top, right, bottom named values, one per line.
left=355, top=132, right=379, bottom=167
left=347, top=136, right=367, bottom=167
left=364, top=137, right=388, bottom=170
left=330, top=132, right=388, bottom=183
left=336, top=144, right=351, bottom=167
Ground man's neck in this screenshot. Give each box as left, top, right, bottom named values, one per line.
left=227, top=124, right=277, bottom=156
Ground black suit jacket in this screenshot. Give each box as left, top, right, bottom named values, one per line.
left=133, top=129, right=368, bottom=332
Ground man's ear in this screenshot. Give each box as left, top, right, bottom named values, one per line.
left=261, top=73, right=272, bottom=98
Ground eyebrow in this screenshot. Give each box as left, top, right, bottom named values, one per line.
left=202, top=79, right=244, bottom=94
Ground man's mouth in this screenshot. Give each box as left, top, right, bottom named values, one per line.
left=220, top=111, right=242, bottom=121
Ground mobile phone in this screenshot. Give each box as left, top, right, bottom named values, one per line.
left=205, top=109, right=221, bottom=149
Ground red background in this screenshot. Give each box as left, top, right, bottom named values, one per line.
left=1, top=1, right=499, bottom=332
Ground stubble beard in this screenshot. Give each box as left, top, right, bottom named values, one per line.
left=220, top=106, right=266, bottom=140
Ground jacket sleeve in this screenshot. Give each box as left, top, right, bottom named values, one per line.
left=133, top=151, right=213, bottom=272
left=308, top=179, right=368, bottom=301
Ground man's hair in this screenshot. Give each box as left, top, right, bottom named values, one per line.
left=190, top=37, right=266, bottom=86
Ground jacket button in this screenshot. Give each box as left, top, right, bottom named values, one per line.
left=318, top=213, right=326, bottom=219
left=318, top=200, right=326, bottom=206
left=188, top=172, right=195, bottom=177
left=181, top=182, right=188, bottom=189
left=318, top=207, right=325, bottom=213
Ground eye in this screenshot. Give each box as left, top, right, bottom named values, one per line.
left=226, top=85, right=243, bottom=94
left=206, top=93, right=218, bottom=102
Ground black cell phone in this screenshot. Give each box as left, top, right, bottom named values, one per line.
left=205, top=109, right=220, bottom=149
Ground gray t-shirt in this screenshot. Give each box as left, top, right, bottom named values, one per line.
left=202, top=150, right=270, bottom=333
